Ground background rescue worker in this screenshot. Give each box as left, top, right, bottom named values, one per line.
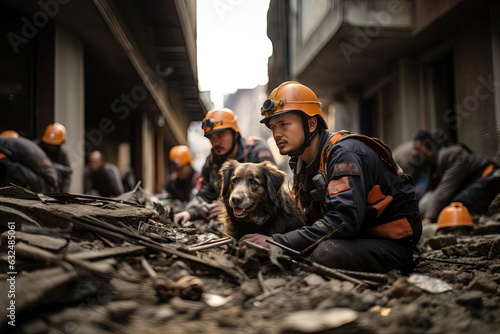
left=393, top=129, right=452, bottom=201
left=413, top=131, right=500, bottom=226
left=164, top=145, right=201, bottom=202
left=0, top=136, right=59, bottom=192
left=84, top=150, right=124, bottom=197
left=174, top=107, right=276, bottom=225
left=34, top=123, right=72, bottom=192
left=0, top=130, right=20, bottom=138
left=240, top=81, right=422, bottom=274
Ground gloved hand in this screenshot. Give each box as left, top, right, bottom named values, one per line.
left=174, top=211, right=191, bottom=226
left=238, top=233, right=272, bottom=256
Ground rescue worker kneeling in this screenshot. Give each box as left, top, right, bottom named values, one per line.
left=240, top=81, right=422, bottom=274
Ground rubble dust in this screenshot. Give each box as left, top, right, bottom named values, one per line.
left=0, top=186, right=499, bottom=334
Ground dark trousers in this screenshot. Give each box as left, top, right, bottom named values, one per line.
left=308, top=238, right=416, bottom=274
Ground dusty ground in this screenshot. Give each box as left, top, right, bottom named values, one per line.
left=0, top=186, right=499, bottom=334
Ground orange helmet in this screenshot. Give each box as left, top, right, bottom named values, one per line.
left=436, top=202, right=475, bottom=231
left=260, top=81, right=327, bottom=129
left=201, top=108, right=240, bottom=137
left=42, top=122, right=66, bottom=145
left=169, top=145, right=193, bottom=168
left=0, top=130, right=19, bottom=138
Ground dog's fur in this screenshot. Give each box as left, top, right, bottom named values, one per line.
left=219, top=160, right=305, bottom=240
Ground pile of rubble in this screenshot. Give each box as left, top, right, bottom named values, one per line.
left=1, top=186, right=499, bottom=334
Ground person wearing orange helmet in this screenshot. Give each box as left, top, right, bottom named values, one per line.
left=34, top=123, right=72, bottom=192
left=174, top=107, right=276, bottom=226
left=0, top=135, right=59, bottom=192
left=239, top=81, right=422, bottom=274
left=0, top=130, right=20, bottom=138
left=164, top=145, right=201, bottom=202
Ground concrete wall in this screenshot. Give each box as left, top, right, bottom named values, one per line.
left=54, top=25, right=84, bottom=193
left=454, top=11, right=498, bottom=157
left=141, top=113, right=155, bottom=193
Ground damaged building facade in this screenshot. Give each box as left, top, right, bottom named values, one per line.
left=267, top=0, right=500, bottom=157
left=0, top=0, right=207, bottom=193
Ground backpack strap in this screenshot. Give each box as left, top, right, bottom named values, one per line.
left=319, top=130, right=403, bottom=180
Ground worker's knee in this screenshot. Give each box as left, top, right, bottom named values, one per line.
left=308, top=239, right=351, bottom=268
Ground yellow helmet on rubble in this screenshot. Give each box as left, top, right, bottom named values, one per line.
left=260, top=81, right=327, bottom=129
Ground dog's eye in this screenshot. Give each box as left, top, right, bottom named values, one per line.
left=248, top=178, right=259, bottom=186
left=230, top=178, right=238, bottom=186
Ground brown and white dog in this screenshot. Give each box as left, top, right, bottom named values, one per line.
left=219, top=160, right=305, bottom=240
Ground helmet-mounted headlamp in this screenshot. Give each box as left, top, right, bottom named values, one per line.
left=201, top=114, right=238, bottom=135
left=260, top=98, right=286, bottom=117
left=202, top=107, right=240, bottom=136
left=201, top=118, right=221, bottom=132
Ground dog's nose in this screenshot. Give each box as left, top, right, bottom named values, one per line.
left=230, top=193, right=243, bottom=205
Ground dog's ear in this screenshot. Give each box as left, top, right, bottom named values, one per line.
left=220, top=160, right=238, bottom=197
left=260, top=161, right=285, bottom=203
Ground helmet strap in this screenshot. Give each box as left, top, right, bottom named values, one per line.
left=288, top=116, right=317, bottom=157
left=213, top=130, right=238, bottom=163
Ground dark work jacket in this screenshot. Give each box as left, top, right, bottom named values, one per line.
left=424, top=144, right=496, bottom=221
left=34, top=139, right=73, bottom=192
left=273, top=130, right=422, bottom=251
left=0, top=137, right=59, bottom=192
left=186, top=137, right=275, bottom=220
left=84, top=163, right=124, bottom=197
left=164, top=167, right=201, bottom=202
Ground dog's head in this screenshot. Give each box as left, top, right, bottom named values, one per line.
left=219, top=160, right=285, bottom=224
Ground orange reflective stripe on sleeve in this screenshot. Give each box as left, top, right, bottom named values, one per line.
left=328, top=176, right=350, bottom=195
left=481, top=164, right=494, bottom=178
left=368, top=217, right=413, bottom=239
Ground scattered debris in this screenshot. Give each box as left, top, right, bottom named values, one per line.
left=408, top=274, right=453, bottom=293
left=0, top=186, right=499, bottom=333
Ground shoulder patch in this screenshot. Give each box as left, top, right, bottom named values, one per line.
left=334, top=162, right=360, bottom=176
left=328, top=176, right=350, bottom=195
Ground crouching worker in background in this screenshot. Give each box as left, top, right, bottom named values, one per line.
left=240, top=81, right=422, bottom=274
left=164, top=145, right=200, bottom=202
left=34, top=123, right=73, bottom=192
left=0, top=135, right=59, bottom=193
left=84, top=150, right=124, bottom=197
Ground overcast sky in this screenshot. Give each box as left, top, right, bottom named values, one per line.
left=197, top=0, right=272, bottom=107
